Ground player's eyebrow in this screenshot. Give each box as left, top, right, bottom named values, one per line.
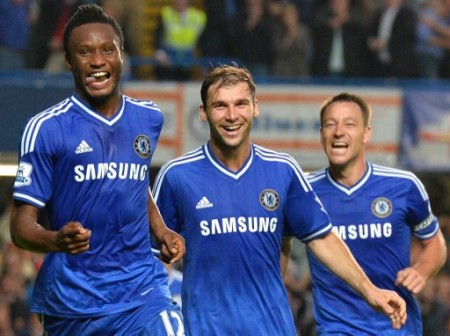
left=210, top=101, right=226, bottom=108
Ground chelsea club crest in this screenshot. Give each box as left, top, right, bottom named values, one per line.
left=371, top=197, right=393, bottom=218
left=260, top=189, right=280, bottom=211
left=134, top=135, right=152, bottom=158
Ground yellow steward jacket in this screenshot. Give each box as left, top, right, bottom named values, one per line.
left=161, top=6, right=206, bottom=50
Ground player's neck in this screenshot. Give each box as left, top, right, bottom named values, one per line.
left=329, top=160, right=368, bottom=187
left=209, top=141, right=251, bottom=172
left=79, top=91, right=122, bottom=118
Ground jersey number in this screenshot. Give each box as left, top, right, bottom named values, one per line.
left=160, top=310, right=184, bottom=336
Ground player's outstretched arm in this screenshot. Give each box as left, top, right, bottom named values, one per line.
left=10, top=202, right=91, bottom=254
left=395, top=230, right=447, bottom=294
left=147, top=189, right=185, bottom=264
left=307, top=231, right=407, bottom=329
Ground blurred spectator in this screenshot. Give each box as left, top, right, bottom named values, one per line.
left=310, top=0, right=371, bottom=78
left=25, top=0, right=67, bottom=69
left=271, top=3, right=311, bottom=78
left=0, top=196, right=11, bottom=251
left=367, top=0, right=419, bottom=78
left=0, top=179, right=43, bottom=336
left=360, top=0, right=378, bottom=20
left=229, top=0, right=276, bottom=77
left=437, top=214, right=450, bottom=274
left=44, top=0, right=79, bottom=72
left=25, top=0, right=100, bottom=71
left=0, top=242, right=43, bottom=336
left=283, top=240, right=315, bottom=335
left=417, top=0, right=450, bottom=78
left=417, top=275, right=449, bottom=336
left=416, top=0, right=450, bottom=79
left=153, top=0, right=207, bottom=81
left=436, top=271, right=450, bottom=307
left=435, top=271, right=450, bottom=334
left=102, top=0, right=144, bottom=78
left=446, top=312, right=450, bottom=336
left=0, top=300, right=13, bottom=336
left=198, top=0, right=236, bottom=60
left=0, top=0, right=32, bottom=71
left=295, top=0, right=320, bottom=27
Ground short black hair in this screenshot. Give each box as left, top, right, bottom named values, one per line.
left=63, top=4, right=124, bottom=54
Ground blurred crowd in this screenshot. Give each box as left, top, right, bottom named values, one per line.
left=4, top=0, right=450, bottom=81
left=0, top=179, right=43, bottom=336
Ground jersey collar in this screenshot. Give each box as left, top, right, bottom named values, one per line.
left=325, top=162, right=372, bottom=195
left=204, top=142, right=254, bottom=180
left=71, top=94, right=125, bottom=126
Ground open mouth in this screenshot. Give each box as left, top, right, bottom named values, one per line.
left=222, top=124, right=242, bottom=137
left=85, top=71, right=111, bottom=85
left=332, top=141, right=348, bottom=149
left=223, top=125, right=241, bottom=132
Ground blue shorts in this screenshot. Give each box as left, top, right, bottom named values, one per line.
left=40, top=301, right=184, bottom=336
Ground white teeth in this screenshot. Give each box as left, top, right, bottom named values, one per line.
left=89, top=72, right=108, bottom=78
left=225, top=125, right=239, bottom=131
left=333, top=142, right=347, bottom=148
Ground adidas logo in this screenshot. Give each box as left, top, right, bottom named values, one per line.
left=196, top=196, right=213, bottom=209
left=75, top=140, right=94, bottom=154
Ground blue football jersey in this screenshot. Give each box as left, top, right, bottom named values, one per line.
left=307, top=163, right=440, bottom=335
left=153, top=143, right=332, bottom=335
left=13, top=94, right=172, bottom=317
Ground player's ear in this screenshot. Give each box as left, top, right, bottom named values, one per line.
left=253, top=99, right=260, bottom=118
left=118, top=47, right=125, bottom=64
left=65, top=52, right=72, bottom=70
left=363, top=125, right=372, bottom=144
left=199, top=104, right=207, bottom=122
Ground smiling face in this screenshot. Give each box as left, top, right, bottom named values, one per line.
left=320, top=101, right=371, bottom=170
left=65, top=22, right=123, bottom=106
left=200, top=81, right=259, bottom=159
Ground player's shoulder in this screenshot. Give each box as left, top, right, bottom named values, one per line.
left=124, top=95, right=162, bottom=113
left=159, top=146, right=205, bottom=175
left=33, top=97, right=73, bottom=119
left=371, top=163, right=427, bottom=192
left=19, top=98, right=75, bottom=155
left=153, top=147, right=205, bottom=196
left=306, top=168, right=327, bottom=183
left=24, top=98, right=74, bottom=133
left=123, top=95, right=164, bottom=127
left=253, top=144, right=301, bottom=168
left=371, top=163, right=419, bottom=181
left=253, top=145, right=312, bottom=184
